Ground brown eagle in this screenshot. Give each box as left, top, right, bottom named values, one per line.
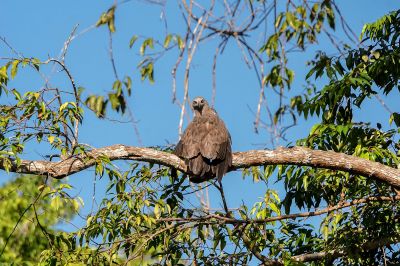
left=174, top=96, right=232, bottom=183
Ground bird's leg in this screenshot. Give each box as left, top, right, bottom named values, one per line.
left=170, top=168, right=178, bottom=179
left=215, top=180, right=231, bottom=217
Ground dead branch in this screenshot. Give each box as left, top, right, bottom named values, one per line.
left=1, top=145, right=400, bottom=188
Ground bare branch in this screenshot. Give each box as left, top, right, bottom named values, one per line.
left=2, top=145, right=400, bottom=188
left=107, top=29, right=142, bottom=145
left=178, top=0, right=212, bottom=136
left=46, top=59, right=78, bottom=106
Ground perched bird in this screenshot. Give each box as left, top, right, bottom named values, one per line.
left=174, top=96, right=232, bottom=183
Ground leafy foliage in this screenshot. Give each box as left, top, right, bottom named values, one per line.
left=1, top=2, right=400, bottom=265
left=0, top=175, right=79, bottom=265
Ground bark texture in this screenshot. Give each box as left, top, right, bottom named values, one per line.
left=2, top=145, right=400, bottom=188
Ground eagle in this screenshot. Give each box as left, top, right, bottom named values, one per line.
left=174, top=96, right=232, bottom=183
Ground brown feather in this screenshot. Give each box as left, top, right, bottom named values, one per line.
left=174, top=97, right=232, bottom=183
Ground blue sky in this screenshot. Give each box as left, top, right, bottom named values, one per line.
left=1, top=0, right=399, bottom=232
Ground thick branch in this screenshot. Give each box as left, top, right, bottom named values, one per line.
left=2, top=145, right=400, bottom=188
left=234, top=147, right=400, bottom=188
left=4, top=145, right=186, bottom=179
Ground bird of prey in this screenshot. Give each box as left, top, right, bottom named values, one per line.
left=174, top=96, right=232, bottom=183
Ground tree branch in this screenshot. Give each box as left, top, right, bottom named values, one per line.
left=291, top=234, right=400, bottom=262
left=2, top=145, right=400, bottom=188
left=156, top=195, right=400, bottom=264
left=157, top=196, right=400, bottom=225
left=239, top=224, right=281, bottom=266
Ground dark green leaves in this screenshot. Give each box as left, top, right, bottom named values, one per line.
left=390, top=113, right=400, bottom=127
left=84, top=76, right=133, bottom=117
left=361, top=10, right=400, bottom=42
left=85, top=95, right=107, bottom=118
left=263, top=64, right=294, bottom=90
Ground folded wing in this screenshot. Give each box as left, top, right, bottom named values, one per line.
left=174, top=107, right=232, bottom=183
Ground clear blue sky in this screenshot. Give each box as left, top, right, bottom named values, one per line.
left=1, top=0, right=399, bottom=232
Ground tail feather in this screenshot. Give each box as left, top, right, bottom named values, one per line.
left=188, top=153, right=232, bottom=183
left=189, top=155, right=211, bottom=182
left=189, top=155, right=204, bottom=176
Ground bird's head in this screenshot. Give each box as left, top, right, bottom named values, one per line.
left=192, top=96, right=209, bottom=114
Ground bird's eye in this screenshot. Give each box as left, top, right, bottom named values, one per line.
left=192, top=101, right=196, bottom=105
left=200, top=99, right=204, bottom=103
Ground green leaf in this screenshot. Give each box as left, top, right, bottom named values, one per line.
left=0, top=65, right=8, bottom=79
left=124, top=76, right=132, bottom=96
left=390, top=113, right=400, bottom=127
left=96, top=6, right=116, bottom=32
left=11, top=88, right=21, bottom=101
left=275, top=13, right=283, bottom=28
left=87, top=216, right=93, bottom=227
left=31, top=58, right=41, bottom=71
left=129, top=35, right=138, bottom=48
left=48, top=135, right=55, bottom=144
left=269, top=202, right=281, bottom=215
left=51, top=196, right=61, bottom=211
left=286, top=12, right=296, bottom=29
left=140, top=38, right=154, bottom=55
left=11, top=60, right=20, bottom=79
left=154, top=204, right=161, bottom=219
left=140, top=61, right=154, bottom=84
left=303, top=175, right=309, bottom=191
left=59, top=102, right=70, bottom=112
left=371, top=50, right=380, bottom=59
left=176, top=35, right=184, bottom=50
left=112, top=80, right=122, bottom=94
left=85, top=95, right=107, bottom=117
left=326, top=7, right=335, bottom=29
left=164, top=34, right=172, bottom=48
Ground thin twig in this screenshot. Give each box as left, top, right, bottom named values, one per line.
left=108, top=29, right=142, bottom=145
left=158, top=195, right=400, bottom=224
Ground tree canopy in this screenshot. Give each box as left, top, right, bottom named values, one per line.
left=1, top=1, right=400, bottom=265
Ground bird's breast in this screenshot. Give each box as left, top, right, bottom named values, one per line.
left=205, top=121, right=214, bottom=130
